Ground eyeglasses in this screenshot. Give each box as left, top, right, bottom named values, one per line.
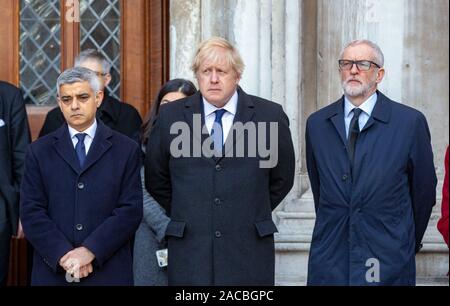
left=338, top=60, right=381, bottom=71
left=93, top=71, right=108, bottom=77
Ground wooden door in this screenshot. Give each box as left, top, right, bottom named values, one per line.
left=0, top=0, right=169, bottom=285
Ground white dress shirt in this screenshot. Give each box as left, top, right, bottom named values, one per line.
left=68, top=119, right=97, bottom=154
left=344, top=92, right=378, bottom=138
left=203, top=91, right=238, bottom=145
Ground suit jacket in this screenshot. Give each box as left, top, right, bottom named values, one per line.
left=39, top=91, right=142, bottom=143
left=305, top=91, right=437, bottom=285
left=0, top=81, right=30, bottom=235
left=20, top=122, right=143, bottom=285
left=145, top=87, right=295, bottom=285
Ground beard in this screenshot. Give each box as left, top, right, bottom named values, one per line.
left=342, top=76, right=377, bottom=98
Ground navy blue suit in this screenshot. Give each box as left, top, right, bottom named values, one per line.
left=305, top=91, right=437, bottom=285
left=20, top=122, right=143, bottom=285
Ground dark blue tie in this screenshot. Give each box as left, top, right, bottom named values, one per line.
left=75, top=133, right=87, bottom=167
left=211, top=109, right=226, bottom=155
left=348, top=108, right=362, bottom=170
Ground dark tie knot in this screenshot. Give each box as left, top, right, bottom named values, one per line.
left=353, top=108, right=362, bottom=118
left=75, top=133, right=87, bottom=143
left=214, top=109, right=226, bottom=121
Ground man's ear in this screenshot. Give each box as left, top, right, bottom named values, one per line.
left=96, top=90, right=104, bottom=107
left=376, top=68, right=385, bottom=84
left=104, top=73, right=112, bottom=87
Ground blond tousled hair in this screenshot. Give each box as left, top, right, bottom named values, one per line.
left=191, top=37, right=245, bottom=77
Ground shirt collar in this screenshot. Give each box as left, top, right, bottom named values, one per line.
left=203, top=90, right=238, bottom=117
left=68, top=118, right=98, bottom=140
left=344, top=92, right=378, bottom=118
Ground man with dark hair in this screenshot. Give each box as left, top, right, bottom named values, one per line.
left=20, top=67, right=142, bottom=285
left=39, top=49, right=142, bottom=142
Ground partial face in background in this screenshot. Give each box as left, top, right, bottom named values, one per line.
left=160, top=91, right=187, bottom=105
left=58, top=81, right=103, bottom=132
left=196, top=47, right=240, bottom=108
left=340, top=43, right=385, bottom=102
left=78, top=59, right=112, bottom=89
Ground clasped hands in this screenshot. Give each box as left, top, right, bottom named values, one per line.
left=59, top=247, right=95, bottom=279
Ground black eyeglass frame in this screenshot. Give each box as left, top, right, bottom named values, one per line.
left=338, top=59, right=381, bottom=71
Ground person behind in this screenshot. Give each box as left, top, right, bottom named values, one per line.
left=437, top=146, right=448, bottom=248
left=20, top=67, right=142, bottom=285
left=39, top=49, right=142, bottom=142
left=305, top=39, right=437, bottom=286
left=0, top=81, right=30, bottom=286
left=134, top=78, right=197, bottom=286
left=145, top=37, right=295, bottom=286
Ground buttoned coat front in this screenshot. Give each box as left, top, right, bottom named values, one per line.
left=20, top=122, right=143, bottom=285
left=145, top=88, right=295, bottom=286
left=305, top=91, right=437, bottom=286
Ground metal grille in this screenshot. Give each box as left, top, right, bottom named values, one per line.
left=19, top=0, right=61, bottom=105
left=80, top=0, right=121, bottom=99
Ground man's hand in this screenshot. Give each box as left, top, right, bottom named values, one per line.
left=59, top=247, right=96, bottom=279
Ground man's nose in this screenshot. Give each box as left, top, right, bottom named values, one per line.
left=210, top=70, right=219, bottom=83
left=350, top=63, right=359, bottom=74
left=70, top=99, right=80, bottom=110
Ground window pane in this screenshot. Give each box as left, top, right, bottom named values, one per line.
left=19, top=0, right=61, bottom=105
left=80, top=0, right=121, bottom=99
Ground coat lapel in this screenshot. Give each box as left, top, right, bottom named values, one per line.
left=82, top=122, right=113, bottom=172
left=183, top=92, right=214, bottom=164
left=222, top=87, right=255, bottom=159
left=53, top=124, right=82, bottom=174
left=329, top=97, right=347, bottom=147
left=360, top=90, right=391, bottom=133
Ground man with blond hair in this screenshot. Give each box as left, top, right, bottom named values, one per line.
left=145, top=37, right=295, bottom=285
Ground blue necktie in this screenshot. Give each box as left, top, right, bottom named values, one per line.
left=348, top=108, right=362, bottom=170
left=75, top=133, right=87, bottom=167
left=211, top=109, right=226, bottom=155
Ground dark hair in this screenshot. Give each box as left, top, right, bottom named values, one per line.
left=141, top=79, right=197, bottom=146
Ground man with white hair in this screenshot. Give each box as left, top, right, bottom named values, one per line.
left=20, top=67, right=142, bottom=285
left=305, top=40, right=437, bottom=285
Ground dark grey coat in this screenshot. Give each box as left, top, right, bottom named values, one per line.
left=133, top=167, right=170, bottom=286
left=145, top=88, right=295, bottom=285
left=0, top=81, right=30, bottom=284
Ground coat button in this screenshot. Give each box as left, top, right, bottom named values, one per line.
left=76, top=224, right=83, bottom=231
left=77, top=182, right=85, bottom=189
left=215, top=164, right=222, bottom=171
left=214, top=198, right=221, bottom=205
left=215, top=231, right=222, bottom=238
left=342, top=174, right=348, bottom=181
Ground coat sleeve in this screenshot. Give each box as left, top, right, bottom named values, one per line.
left=20, top=146, right=73, bottom=272
left=145, top=108, right=172, bottom=214
left=408, top=113, right=437, bottom=253
left=142, top=194, right=170, bottom=242
left=437, top=146, right=449, bottom=246
left=268, top=106, right=295, bottom=210
left=305, top=118, right=320, bottom=213
left=82, top=145, right=143, bottom=267
left=8, top=88, right=31, bottom=235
